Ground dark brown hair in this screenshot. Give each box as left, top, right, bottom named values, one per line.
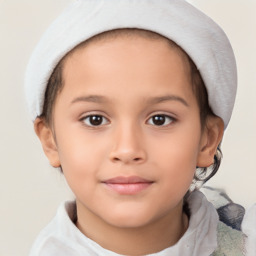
left=40, top=28, right=222, bottom=185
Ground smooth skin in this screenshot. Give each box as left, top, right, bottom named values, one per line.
left=35, top=35, right=223, bottom=255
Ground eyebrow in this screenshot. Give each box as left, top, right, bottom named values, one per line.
left=147, top=95, right=189, bottom=107
left=70, top=94, right=189, bottom=107
left=71, top=95, right=109, bottom=105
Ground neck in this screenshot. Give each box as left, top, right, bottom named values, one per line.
left=76, top=201, right=189, bottom=255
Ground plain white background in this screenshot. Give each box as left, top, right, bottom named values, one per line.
left=0, top=0, right=255, bottom=255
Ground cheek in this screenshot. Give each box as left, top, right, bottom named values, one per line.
left=151, top=146, right=197, bottom=208
left=150, top=127, right=201, bottom=186
left=55, top=127, right=109, bottom=185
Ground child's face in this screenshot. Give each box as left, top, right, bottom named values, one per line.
left=38, top=35, right=216, bottom=229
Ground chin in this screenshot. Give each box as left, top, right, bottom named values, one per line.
left=102, top=209, right=156, bottom=229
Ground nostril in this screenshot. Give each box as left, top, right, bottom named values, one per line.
left=109, top=150, right=146, bottom=164
left=111, top=156, right=142, bottom=163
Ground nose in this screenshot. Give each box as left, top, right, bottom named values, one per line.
left=109, top=123, right=147, bottom=165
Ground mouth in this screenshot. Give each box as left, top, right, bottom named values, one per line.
left=102, top=176, right=154, bottom=195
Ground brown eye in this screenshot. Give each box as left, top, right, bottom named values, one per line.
left=83, top=115, right=109, bottom=126
left=148, top=114, right=174, bottom=126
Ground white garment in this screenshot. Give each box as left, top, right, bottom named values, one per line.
left=29, top=191, right=220, bottom=256
left=242, top=204, right=256, bottom=256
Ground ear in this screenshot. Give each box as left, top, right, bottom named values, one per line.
left=197, top=116, right=224, bottom=168
left=34, top=118, right=61, bottom=168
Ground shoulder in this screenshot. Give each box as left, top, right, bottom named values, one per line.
left=201, top=186, right=245, bottom=230
left=29, top=236, right=80, bottom=256
left=242, top=204, right=256, bottom=256
left=200, top=187, right=247, bottom=255
left=29, top=201, right=79, bottom=256
left=211, top=221, right=246, bottom=256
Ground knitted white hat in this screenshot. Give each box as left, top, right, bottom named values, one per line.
left=25, top=0, right=237, bottom=128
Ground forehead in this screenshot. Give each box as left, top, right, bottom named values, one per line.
left=59, top=31, right=195, bottom=106
left=64, top=31, right=191, bottom=79
left=61, top=29, right=193, bottom=96
left=65, top=29, right=190, bottom=66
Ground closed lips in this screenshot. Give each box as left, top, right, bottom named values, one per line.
left=103, top=176, right=154, bottom=195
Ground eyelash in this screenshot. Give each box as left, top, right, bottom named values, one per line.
left=146, top=114, right=176, bottom=127
left=80, top=114, right=110, bottom=127
left=80, top=113, right=176, bottom=128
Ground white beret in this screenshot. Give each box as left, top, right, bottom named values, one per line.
left=25, top=0, right=237, bottom=128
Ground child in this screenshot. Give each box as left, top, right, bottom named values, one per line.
left=25, top=0, right=255, bottom=255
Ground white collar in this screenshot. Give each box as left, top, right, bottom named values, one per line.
left=56, top=190, right=218, bottom=256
